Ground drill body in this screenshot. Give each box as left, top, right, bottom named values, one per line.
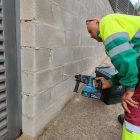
left=74, top=74, right=102, bottom=99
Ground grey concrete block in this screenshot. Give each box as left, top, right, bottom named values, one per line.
left=22, top=72, right=35, bottom=94
left=61, top=90, right=76, bottom=108
left=94, top=0, right=101, bottom=8
left=53, top=5, right=74, bottom=30
left=21, top=22, right=36, bottom=47
left=22, top=22, right=65, bottom=47
left=21, top=49, right=34, bottom=71
left=72, top=47, right=86, bottom=61
left=80, top=6, right=92, bottom=20
left=36, top=24, right=65, bottom=47
left=21, top=48, right=51, bottom=72
left=49, top=28, right=65, bottom=47
left=35, top=24, right=53, bottom=47
left=22, top=66, right=63, bottom=95
left=20, top=0, right=35, bottom=20
left=80, top=35, right=90, bottom=47
left=34, top=49, right=51, bottom=71
left=87, top=0, right=98, bottom=14
left=89, top=38, right=97, bottom=46
left=36, top=0, right=52, bottom=24
left=63, top=61, right=79, bottom=80
left=78, top=58, right=89, bottom=72
left=21, top=0, right=52, bottom=24
left=66, top=0, right=82, bottom=17
left=51, top=0, right=67, bottom=9
left=74, top=17, right=86, bottom=33
left=84, top=47, right=96, bottom=58
left=70, top=76, right=76, bottom=90
left=65, top=30, right=81, bottom=47
left=51, top=78, right=71, bottom=103
left=22, top=90, right=51, bottom=117
left=35, top=66, right=63, bottom=94
left=52, top=48, right=72, bottom=67
left=79, top=0, right=89, bottom=7
left=100, top=2, right=107, bottom=14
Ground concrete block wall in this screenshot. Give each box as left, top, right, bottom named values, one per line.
left=20, top=0, right=114, bottom=138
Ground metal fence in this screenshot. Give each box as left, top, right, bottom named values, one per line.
left=109, top=0, right=139, bottom=16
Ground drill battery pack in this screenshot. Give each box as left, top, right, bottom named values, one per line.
left=95, top=66, right=125, bottom=105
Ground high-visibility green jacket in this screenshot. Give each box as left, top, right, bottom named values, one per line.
left=97, top=14, right=140, bottom=91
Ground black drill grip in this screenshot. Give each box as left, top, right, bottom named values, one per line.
left=74, top=81, right=80, bottom=93
left=96, top=80, right=102, bottom=90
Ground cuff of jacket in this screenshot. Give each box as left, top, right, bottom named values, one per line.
left=125, top=87, right=135, bottom=92
left=107, top=79, right=113, bottom=87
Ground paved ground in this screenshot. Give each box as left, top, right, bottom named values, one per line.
left=38, top=57, right=124, bottom=140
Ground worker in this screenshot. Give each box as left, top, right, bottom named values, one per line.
left=86, top=14, right=140, bottom=140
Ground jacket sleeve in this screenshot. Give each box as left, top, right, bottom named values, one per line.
left=99, top=16, right=138, bottom=91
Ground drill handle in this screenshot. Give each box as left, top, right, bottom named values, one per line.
left=96, top=80, right=102, bottom=90
left=74, top=81, right=80, bottom=93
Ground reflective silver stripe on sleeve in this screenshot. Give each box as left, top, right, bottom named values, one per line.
left=105, top=32, right=130, bottom=46
left=124, top=119, right=140, bottom=134
left=134, top=28, right=140, bottom=38
left=109, top=42, right=132, bottom=57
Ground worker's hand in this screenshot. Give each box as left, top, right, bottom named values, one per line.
left=121, top=91, right=139, bottom=114
left=95, top=77, right=111, bottom=89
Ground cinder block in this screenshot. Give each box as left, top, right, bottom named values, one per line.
left=21, top=22, right=36, bottom=47
left=94, top=0, right=101, bottom=8
left=21, top=0, right=52, bottom=24
left=74, top=17, right=86, bottom=33
left=49, top=28, right=65, bottom=47
left=53, top=5, right=74, bottom=30
left=66, top=0, right=82, bottom=17
left=88, top=57, right=94, bottom=67
left=61, top=90, right=76, bottom=108
left=85, top=47, right=96, bottom=58
left=78, top=58, right=89, bottom=72
left=98, top=0, right=106, bottom=14
left=87, top=0, right=98, bottom=14
left=36, top=0, right=52, bottom=24
left=80, top=35, right=90, bottom=47
left=89, top=38, right=97, bottom=47
left=35, top=24, right=53, bottom=47
left=63, top=61, right=79, bottom=80
left=20, top=0, right=35, bottom=20
left=21, top=48, right=51, bottom=72
left=22, top=90, right=51, bottom=117
left=79, top=0, right=89, bottom=7
left=22, top=72, right=35, bottom=94
left=51, top=0, right=67, bottom=9
left=71, top=76, right=76, bottom=90
left=52, top=48, right=72, bottom=67
left=21, top=49, right=34, bottom=71
left=72, top=47, right=86, bottom=61
left=35, top=66, right=63, bottom=94
left=51, top=78, right=71, bottom=103
left=80, top=6, right=92, bottom=20
left=65, top=30, right=81, bottom=47
left=22, top=66, right=63, bottom=95
left=21, top=22, right=65, bottom=47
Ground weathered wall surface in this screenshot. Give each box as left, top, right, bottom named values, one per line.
left=20, top=0, right=113, bottom=137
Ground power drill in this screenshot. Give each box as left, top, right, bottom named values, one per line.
left=74, top=74, right=102, bottom=99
